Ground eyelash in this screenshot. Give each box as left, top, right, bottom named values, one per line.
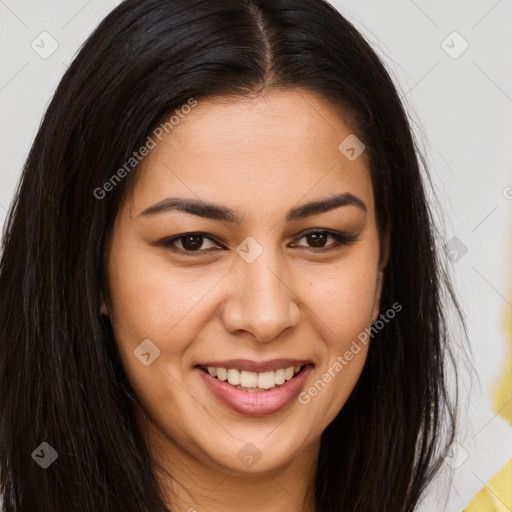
left=158, top=229, right=358, bottom=256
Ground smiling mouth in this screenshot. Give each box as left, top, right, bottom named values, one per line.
left=197, top=364, right=307, bottom=392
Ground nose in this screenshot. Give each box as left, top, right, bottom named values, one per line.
left=221, top=247, right=301, bottom=343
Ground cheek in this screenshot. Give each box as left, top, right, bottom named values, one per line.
left=305, top=255, right=380, bottom=344
left=294, top=252, right=379, bottom=418
left=106, top=250, right=196, bottom=422
left=107, top=241, right=219, bottom=344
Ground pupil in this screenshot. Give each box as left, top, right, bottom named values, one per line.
left=183, top=235, right=203, bottom=251
left=308, top=232, right=327, bottom=248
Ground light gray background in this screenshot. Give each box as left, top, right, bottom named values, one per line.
left=1, top=1, right=511, bottom=510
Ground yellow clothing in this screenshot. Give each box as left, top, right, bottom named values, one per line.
left=464, top=308, right=512, bottom=511
left=464, top=458, right=512, bottom=511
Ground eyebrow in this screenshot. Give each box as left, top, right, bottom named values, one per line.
left=139, top=193, right=367, bottom=223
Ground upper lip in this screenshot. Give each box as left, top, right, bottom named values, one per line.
left=196, top=358, right=313, bottom=373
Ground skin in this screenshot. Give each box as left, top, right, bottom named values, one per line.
left=105, top=89, right=389, bottom=512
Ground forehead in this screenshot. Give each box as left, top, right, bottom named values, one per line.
left=128, top=89, right=373, bottom=217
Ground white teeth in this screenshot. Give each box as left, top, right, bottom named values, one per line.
left=240, top=370, right=258, bottom=388
left=258, top=371, right=276, bottom=389
left=204, top=364, right=303, bottom=391
left=284, top=367, right=294, bottom=380
left=275, top=368, right=286, bottom=385
left=227, top=369, right=241, bottom=386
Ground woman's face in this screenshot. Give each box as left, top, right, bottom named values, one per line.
left=106, top=89, right=387, bottom=475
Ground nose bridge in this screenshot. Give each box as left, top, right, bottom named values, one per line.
left=242, top=247, right=286, bottom=304
left=224, top=238, right=299, bottom=341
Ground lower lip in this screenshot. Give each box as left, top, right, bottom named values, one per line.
left=196, top=365, right=313, bottom=416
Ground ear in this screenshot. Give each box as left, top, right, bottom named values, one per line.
left=100, top=294, right=109, bottom=317
left=371, top=226, right=390, bottom=324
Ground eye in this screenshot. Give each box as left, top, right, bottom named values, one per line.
left=293, top=229, right=358, bottom=251
left=160, top=232, right=222, bottom=255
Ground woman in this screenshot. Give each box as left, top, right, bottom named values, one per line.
left=0, top=0, right=467, bottom=510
